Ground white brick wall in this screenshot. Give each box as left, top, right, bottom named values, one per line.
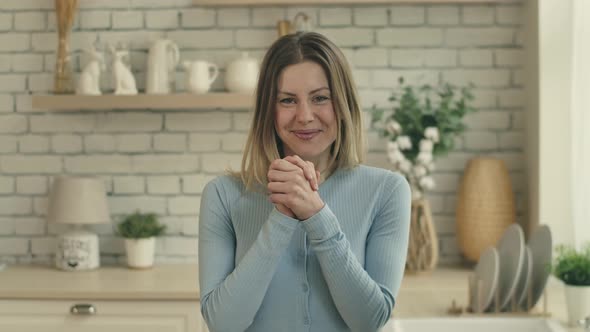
left=0, top=2, right=526, bottom=265
left=319, top=8, right=351, bottom=26
left=0, top=177, right=15, bottom=194
left=12, top=54, right=44, bottom=72
left=377, top=28, right=442, bottom=47
left=116, top=134, right=151, bottom=152
left=147, top=176, right=180, bottom=194
left=218, top=8, right=250, bottom=27
left=181, top=8, right=216, bottom=27
left=0, top=13, right=12, bottom=31
left=145, top=10, right=178, bottom=29
left=113, top=176, right=145, bottom=194
left=112, top=11, right=144, bottom=29
left=252, top=7, right=285, bottom=27
left=0, top=34, right=30, bottom=51
left=16, top=176, right=47, bottom=194
left=427, top=7, right=459, bottom=25
left=52, top=135, right=83, bottom=153
left=14, top=12, right=46, bottom=31
left=390, top=7, right=424, bottom=25
left=354, top=7, right=388, bottom=26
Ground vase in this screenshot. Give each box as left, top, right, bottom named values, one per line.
left=125, top=237, right=156, bottom=269
left=54, top=0, right=78, bottom=94
left=456, top=157, right=516, bottom=262
left=565, top=284, right=590, bottom=326
left=54, top=37, right=75, bottom=94
left=406, top=198, right=439, bottom=273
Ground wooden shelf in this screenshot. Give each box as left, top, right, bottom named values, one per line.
left=194, top=0, right=520, bottom=5
left=30, top=93, right=253, bottom=111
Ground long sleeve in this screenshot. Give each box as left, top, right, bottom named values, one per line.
left=301, top=173, right=411, bottom=332
left=198, top=179, right=300, bottom=332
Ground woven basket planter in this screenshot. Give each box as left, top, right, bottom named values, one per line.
left=456, top=157, right=516, bottom=262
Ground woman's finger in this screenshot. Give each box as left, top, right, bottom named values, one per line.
left=267, top=169, right=294, bottom=183
left=284, top=155, right=318, bottom=191
left=269, top=192, right=289, bottom=205
left=269, top=158, right=302, bottom=173
left=267, top=181, right=293, bottom=194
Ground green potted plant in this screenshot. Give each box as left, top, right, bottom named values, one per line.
left=117, top=211, right=166, bottom=269
left=552, top=243, right=590, bottom=326
left=371, top=77, right=476, bottom=200
left=371, top=77, right=476, bottom=272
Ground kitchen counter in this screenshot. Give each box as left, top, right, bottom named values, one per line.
left=0, top=264, right=582, bottom=331
left=396, top=266, right=582, bottom=332
left=0, top=264, right=199, bottom=300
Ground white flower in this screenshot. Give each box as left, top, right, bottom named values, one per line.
left=387, top=149, right=405, bottom=164
left=399, top=159, right=412, bottom=173
left=425, top=127, right=440, bottom=143
left=417, top=151, right=433, bottom=164
left=387, top=140, right=399, bottom=153
left=413, top=165, right=427, bottom=177
left=386, top=121, right=401, bottom=135
left=419, top=139, right=433, bottom=152
left=387, top=150, right=397, bottom=164
left=396, top=136, right=412, bottom=150
left=419, top=176, right=435, bottom=190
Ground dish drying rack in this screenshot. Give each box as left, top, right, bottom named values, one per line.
left=446, top=272, right=550, bottom=317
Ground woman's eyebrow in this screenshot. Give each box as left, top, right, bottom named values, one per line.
left=278, top=87, right=330, bottom=96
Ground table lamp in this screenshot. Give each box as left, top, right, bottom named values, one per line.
left=47, top=176, right=110, bottom=271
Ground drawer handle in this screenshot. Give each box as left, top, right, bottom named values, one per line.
left=70, top=304, right=96, bottom=315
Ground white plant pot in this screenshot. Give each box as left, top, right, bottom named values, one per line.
left=564, top=284, right=590, bottom=326
left=124, top=237, right=156, bottom=269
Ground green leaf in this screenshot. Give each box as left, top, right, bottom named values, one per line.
left=369, top=76, right=477, bottom=166
left=552, top=243, right=590, bottom=286
left=117, top=210, right=167, bottom=239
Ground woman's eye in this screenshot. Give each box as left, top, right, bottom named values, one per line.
left=279, top=98, right=296, bottom=104
left=313, top=95, right=330, bottom=103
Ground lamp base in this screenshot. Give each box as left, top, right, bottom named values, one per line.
left=55, top=229, right=100, bottom=271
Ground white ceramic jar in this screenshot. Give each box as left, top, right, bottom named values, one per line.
left=224, top=52, right=259, bottom=94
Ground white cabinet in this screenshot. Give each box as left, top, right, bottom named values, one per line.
left=0, top=300, right=208, bottom=332
left=0, top=265, right=208, bottom=332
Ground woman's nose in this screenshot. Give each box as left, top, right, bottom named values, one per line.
left=295, top=101, right=314, bottom=123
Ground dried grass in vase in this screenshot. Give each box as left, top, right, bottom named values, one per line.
left=54, top=0, right=79, bottom=94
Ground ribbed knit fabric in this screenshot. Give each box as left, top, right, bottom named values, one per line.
left=198, top=165, right=411, bottom=332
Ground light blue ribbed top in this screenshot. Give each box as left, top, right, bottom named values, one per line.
left=198, top=165, right=411, bottom=332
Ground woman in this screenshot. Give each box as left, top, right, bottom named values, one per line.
left=199, top=32, right=411, bottom=332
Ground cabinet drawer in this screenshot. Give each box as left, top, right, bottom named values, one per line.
left=0, top=300, right=208, bottom=332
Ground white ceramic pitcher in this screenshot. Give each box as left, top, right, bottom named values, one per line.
left=146, top=39, right=179, bottom=94
left=183, top=60, right=218, bottom=94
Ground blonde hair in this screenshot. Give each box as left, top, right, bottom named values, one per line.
left=236, top=32, right=365, bottom=190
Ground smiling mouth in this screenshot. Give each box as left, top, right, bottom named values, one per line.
left=292, top=129, right=321, bottom=140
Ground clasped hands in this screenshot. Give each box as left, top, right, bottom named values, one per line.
left=267, top=155, right=325, bottom=221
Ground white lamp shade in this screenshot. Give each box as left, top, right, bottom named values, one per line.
left=47, top=176, right=110, bottom=225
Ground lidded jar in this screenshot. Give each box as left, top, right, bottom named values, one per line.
left=224, top=52, right=259, bottom=94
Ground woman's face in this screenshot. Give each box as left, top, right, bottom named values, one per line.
left=274, top=61, right=337, bottom=165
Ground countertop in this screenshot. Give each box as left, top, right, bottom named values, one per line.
left=395, top=267, right=581, bottom=332
left=0, top=264, right=199, bottom=300
left=0, top=264, right=581, bottom=331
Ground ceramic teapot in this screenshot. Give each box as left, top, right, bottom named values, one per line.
left=146, top=39, right=179, bottom=94
left=183, top=60, right=218, bottom=94
left=224, top=52, right=259, bottom=94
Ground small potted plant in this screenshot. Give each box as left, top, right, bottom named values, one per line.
left=117, top=211, right=166, bottom=269
left=552, top=243, right=590, bottom=326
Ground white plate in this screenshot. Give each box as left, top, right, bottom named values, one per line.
left=470, top=246, right=499, bottom=312
left=524, top=224, right=552, bottom=311
left=516, top=246, right=533, bottom=309
left=494, top=223, right=525, bottom=311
